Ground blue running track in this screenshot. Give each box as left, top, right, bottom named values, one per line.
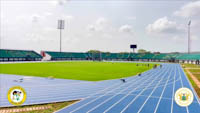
left=55, top=64, right=200, bottom=113
left=0, top=63, right=199, bottom=113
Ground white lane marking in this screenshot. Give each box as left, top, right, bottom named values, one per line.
left=86, top=73, right=155, bottom=113
left=103, top=67, right=166, bottom=113
left=69, top=70, right=154, bottom=113
left=153, top=65, right=173, bottom=113
left=136, top=66, right=172, bottom=113
left=120, top=66, right=171, bottom=113
left=178, top=65, right=189, bottom=113
left=48, top=79, right=130, bottom=113
left=171, top=65, right=177, bottom=113
left=87, top=67, right=163, bottom=113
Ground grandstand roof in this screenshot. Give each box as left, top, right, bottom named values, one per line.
left=0, top=49, right=42, bottom=58
left=45, top=51, right=88, bottom=58
left=44, top=51, right=200, bottom=60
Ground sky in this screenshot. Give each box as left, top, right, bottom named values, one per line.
left=0, top=0, right=200, bottom=53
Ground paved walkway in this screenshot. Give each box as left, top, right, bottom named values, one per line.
left=0, top=106, right=51, bottom=113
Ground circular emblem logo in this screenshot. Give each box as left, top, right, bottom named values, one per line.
left=175, top=87, right=193, bottom=107
left=7, top=86, right=27, bottom=106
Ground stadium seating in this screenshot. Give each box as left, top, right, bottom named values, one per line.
left=142, top=54, right=155, bottom=59
left=151, top=54, right=167, bottom=60
left=44, top=51, right=200, bottom=63
left=0, top=49, right=42, bottom=61
left=45, top=51, right=88, bottom=60
left=176, top=54, right=200, bottom=60
left=1, top=49, right=199, bottom=63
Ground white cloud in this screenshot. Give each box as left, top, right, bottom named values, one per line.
left=173, top=1, right=200, bottom=39
left=16, top=15, right=26, bottom=21
left=44, top=12, right=53, bottom=16
left=86, top=17, right=135, bottom=40
left=96, top=17, right=107, bottom=25
left=172, top=1, right=200, bottom=44
left=174, top=1, right=200, bottom=18
left=47, top=0, right=70, bottom=7
left=16, top=13, right=50, bottom=24
left=64, top=37, right=79, bottom=43
left=31, top=14, right=44, bottom=23
left=119, top=25, right=133, bottom=33
left=23, top=27, right=57, bottom=42
left=172, top=35, right=185, bottom=41
left=172, top=35, right=199, bottom=44
left=87, top=25, right=96, bottom=31
left=87, top=17, right=109, bottom=32
left=58, top=0, right=66, bottom=6
left=57, top=0, right=71, bottom=6
left=146, top=17, right=184, bottom=35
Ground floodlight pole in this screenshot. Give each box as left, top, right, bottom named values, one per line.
left=58, top=20, right=65, bottom=52
left=188, top=20, right=191, bottom=54
left=60, top=28, right=62, bottom=52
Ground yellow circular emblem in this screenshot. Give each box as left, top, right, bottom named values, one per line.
left=175, top=87, right=193, bottom=107
left=7, top=86, right=27, bottom=106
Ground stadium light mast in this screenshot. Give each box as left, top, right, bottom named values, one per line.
left=188, top=20, right=191, bottom=54
left=58, top=20, right=65, bottom=52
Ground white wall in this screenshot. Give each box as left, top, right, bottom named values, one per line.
left=42, top=53, right=51, bottom=61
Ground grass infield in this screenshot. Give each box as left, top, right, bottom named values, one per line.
left=0, top=61, right=154, bottom=81
left=182, top=64, right=200, bottom=97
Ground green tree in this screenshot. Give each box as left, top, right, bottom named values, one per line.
left=138, top=49, right=147, bottom=53
left=153, top=52, right=161, bottom=54
left=87, top=50, right=101, bottom=53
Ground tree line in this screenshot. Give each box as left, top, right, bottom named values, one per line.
left=87, top=49, right=181, bottom=54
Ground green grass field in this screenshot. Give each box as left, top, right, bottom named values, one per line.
left=182, top=63, right=200, bottom=68
left=183, top=64, right=200, bottom=97
left=0, top=61, right=154, bottom=81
